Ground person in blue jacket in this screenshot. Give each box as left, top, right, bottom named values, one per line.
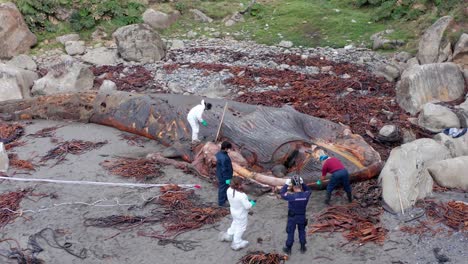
left=215, top=141, right=233, bottom=206
left=280, top=175, right=311, bottom=255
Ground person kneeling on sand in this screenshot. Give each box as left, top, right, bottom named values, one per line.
left=218, top=177, right=256, bottom=250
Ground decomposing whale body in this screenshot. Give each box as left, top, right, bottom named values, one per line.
left=0, top=91, right=382, bottom=189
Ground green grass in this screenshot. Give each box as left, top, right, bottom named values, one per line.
left=160, top=0, right=413, bottom=49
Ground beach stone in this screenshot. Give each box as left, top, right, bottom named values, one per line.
left=99, top=80, right=117, bottom=92
left=113, top=24, right=166, bottom=63
left=452, top=33, right=468, bottom=69
left=143, top=9, right=179, bottom=30
left=56, top=33, right=80, bottom=45
left=396, top=63, right=465, bottom=115
left=417, top=16, right=454, bottom=64
left=31, top=61, right=94, bottom=95
left=65, top=41, right=86, bottom=56
left=417, top=103, right=460, bottom=133
left=427, top=156, right=468, bottom=191
left=0, top=63, right=38, bottom=101
left=7, top=54, right=36, bottom=71
left=0, top=2, right=37, bottom=59
left=189, top=9, right=213, bottom=23
left=379, top=138, right=451, bottom=212
left=433, top=132, right=468, bottom=158
left=0, top=143, right=8, bottom=172
left=82, top=47, right=119, bottom=65
left=278, top=40, right=293, bottom=48
left=378, top=124, right=400, bottom=143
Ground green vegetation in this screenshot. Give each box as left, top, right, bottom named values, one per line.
left=2, top=0, right=465, bottom=52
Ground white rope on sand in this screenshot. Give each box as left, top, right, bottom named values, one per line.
left=0, top=176, right=201, bottom=189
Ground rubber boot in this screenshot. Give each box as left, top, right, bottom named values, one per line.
left=347, top=192, right=353, bottom=203
left=283, top=246, right=292, bottom=255
left=300, top=244, right=307, bottom=254
left=324, top=192, right=331, bottom=205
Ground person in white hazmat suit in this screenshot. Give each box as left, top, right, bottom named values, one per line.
left=187, top=99, right=212, bottom=143
left=219, top=177, right=256, bottom=250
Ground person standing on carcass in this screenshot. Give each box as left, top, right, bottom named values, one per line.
left=280, top=175, right=311, bottom=255
left=216, top=141, right=233, bottom=206
left=187, top=99, right=212, bottom=143
left=320, top=155, right=352, bottom=205
left=218, top=177, right=256, bottom=250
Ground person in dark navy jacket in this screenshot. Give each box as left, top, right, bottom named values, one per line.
left=280, top=175, right=311, bottom=255
left=215, top=141, right=233, bottom=206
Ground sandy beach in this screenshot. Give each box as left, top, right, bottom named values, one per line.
left=1, top=120, right=466, bottom=264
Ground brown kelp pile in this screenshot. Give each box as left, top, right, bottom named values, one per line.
left=238, top=251, right=288, bottom=264
left=100, top=158, right=161, bottom=180
left=40, top=140, right=107, bottom=166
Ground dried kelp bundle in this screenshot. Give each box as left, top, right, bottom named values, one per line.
left=119, top=133, right=149, bottom=146
left=28, top=125, right=63, bottom=138
left=352, top=179, right=382, bottom=207
left=309, top=203, right=387, bottom=244
left=238, top=251, right=288, bottom=264
left=0, top=190, right=29, bottom=228
left=100, top=158, right=161, bottom=180
left=8, top=154, right=35, bottom=171
left=0, top=123, right=24, bottom=145
left=41, top=140, right=107, bottom=165
left=84, top=215, right=162, bottom=230
left=417, top=200, right=467, bottom=231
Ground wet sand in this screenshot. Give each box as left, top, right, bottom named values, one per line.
left=1, top=120, right=466, bottom=264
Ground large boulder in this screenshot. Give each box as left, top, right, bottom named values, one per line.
left=455, top=98, right=468, bottom=127
left=31, top=60, right=94, bottom=95
left=370, top=30, right=405, bottom=50
left=65, top=41, right=86, bottom=56
left=379, top=138, right=451, bottom=212
left=81, top=47, right=119, bottom=66
left=396, top=63, right=465, bottom=115
left=427, top=156, right=468, bottom=190
left=417, top=103, right=460, bottom=132
left=0, top=2, right=37, bottom=59
left=189, top=9, right=213, bottom=23
left=452, top=33, right=468, bottom=69
left=374, top=63, right=401, bottom=82
left=56, top=33, right=80, bottom=45
left=0, top=63, right=38, bottom=101
left=113, top=24, right=166, bottom=63
left=142, top=9, right=179, bottom=30
left=0, top=143, right=8, bottom=172
left=7, top=54, right=37, bottom=71
left=433, top=132, right=468, bottom=158
left=417, top=16, right=454, bottom=64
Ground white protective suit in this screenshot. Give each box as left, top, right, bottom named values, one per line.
left=225, top=187, right=253, bottom=250
left=187, top=99, right=206, bottom=142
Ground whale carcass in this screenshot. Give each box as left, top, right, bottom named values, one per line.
left=0, top=91, right=382, bottom=189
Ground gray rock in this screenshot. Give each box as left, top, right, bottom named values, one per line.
left=406, top=57, right=419, bottom=67
left=65, top=41, right=86, bottom=56
left=0, top=143, right=8, bottom=172
left=81, top=47, right=119, bottom=65
left=452, top=33, right=468, bottom=68
left=402, top=128, right=416, bottom=143
left=113, top=24, right=166, bottom=63
left=189, top=9, right=213, bottom=23
left=427, top=156, right=468, bottom=191
left=7, top=54, right=36, bottom=71
left=187, top=30, right=198, bottom=38
left=91, top=28, right=108, bottom=41
left=417, top=16, right=454, bottom=64
left=199, top=79, right=230, bottom=98
left=278, top=40, right=293, bottom=48
left=56, top=33, right=80, bottom=45
left=394, top=51, right=412, bottom=63
left=374, top=63, right=400, bottom=82
left=99, top=80, right=117, bottom=92
left=370, top=30, right=404, bottom=50
left=170, top=39, right=185, bottom=50
left=433, top=132, right=468, bottom=158
left=417, top=103, right=460, bottom=132
left=31, top=61, right=94, bottom=95
left=437, top=41, right=453, bottom=63
left=379, top=138, right=451, bottom=212
left=223, top=12, right=244, bottom=27
left=378, top=124, right=400, bottom=143
left=143, top=9, right=179, bottom=30
left=0, top=63, right=38, bottom=101
left=396, top=63, right=465, bottom=115
left=55, top=7, right=73, bottom=21
left=0, top=2, right=37, bottom=59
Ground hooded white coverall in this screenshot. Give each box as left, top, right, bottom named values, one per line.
left=226, top=187, right=253, bottom=250
left=187, top=99, right=206, bottom=142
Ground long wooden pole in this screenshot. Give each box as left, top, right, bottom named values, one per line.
left=215, top=103, right=228, bottom=143
left=395, top=174, right=405, bottom=215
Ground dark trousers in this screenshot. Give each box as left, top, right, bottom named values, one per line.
left=218, top=181, right=229, bottom=206
left=327, top=169, right=351, bottom=195
left=285, top=215, right=306, bottom=248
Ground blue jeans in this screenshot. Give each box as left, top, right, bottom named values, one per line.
left=327, top=169, right=351, bottom=195
left=218, top=181, right=229, bottom=206
left=285, top=215, right=306, bottom=248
